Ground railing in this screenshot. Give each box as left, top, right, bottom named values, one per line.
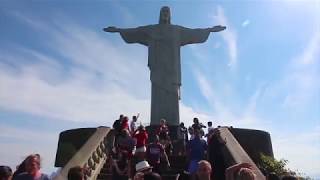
left=53, top=127, right=112, bottom=180
left=218, top=127, right=266, bottom=180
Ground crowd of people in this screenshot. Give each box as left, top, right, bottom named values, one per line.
left=0, top=115, right=299, bottom=180
left=104, top=115, right=296, bottom=180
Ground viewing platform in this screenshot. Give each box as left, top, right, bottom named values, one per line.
left=53, top=126, right=272, bottom=180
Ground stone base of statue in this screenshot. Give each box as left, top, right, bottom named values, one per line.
left=209, top=127, right=273, bottom=179
left=147, top=125, right=273, bottom=173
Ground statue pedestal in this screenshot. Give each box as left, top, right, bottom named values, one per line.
left=209, top=127, right=273, bottom=179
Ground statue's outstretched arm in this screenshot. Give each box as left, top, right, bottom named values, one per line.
left=103, top=25, right=149, bottom=45
left=209, top=25, right=226, bottom=32
left=103, top=26, right=121, bottom=33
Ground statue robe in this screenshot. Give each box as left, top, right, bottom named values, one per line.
left=119, top=24, right=210, bottom=125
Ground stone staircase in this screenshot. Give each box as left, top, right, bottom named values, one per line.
left=95, top=155, right=186, bottom=180
left=96, top=161, right=112, bottom=180
left=54, top=126, right=269, bottom=179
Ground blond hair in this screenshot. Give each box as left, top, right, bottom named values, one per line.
left=236, top=168, right=256, bottom=180
left=198, top=160, right=212, bottom=170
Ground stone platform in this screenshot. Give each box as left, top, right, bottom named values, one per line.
left=209, top=127, right=273, bottom=179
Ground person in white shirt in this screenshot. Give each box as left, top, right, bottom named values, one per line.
left=130, top=114, right=139, bottom=134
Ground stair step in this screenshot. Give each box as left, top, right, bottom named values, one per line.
left=99, top=167, right=111, bottom=174
left=161, top=174, right=179, bottom=180
left=97, top=173, right=112, bottom=180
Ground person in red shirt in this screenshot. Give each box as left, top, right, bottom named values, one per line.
left=133, top=125, right=148, bottom=160
left=121, top=116, right=130, bottom=131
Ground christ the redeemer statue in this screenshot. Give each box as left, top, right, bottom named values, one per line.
left=104, top=6, right=226, bottom=126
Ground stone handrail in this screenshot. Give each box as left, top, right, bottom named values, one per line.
left=53, top=127, right=111, bottom=180
left=218, top=127, right=266, bottom=180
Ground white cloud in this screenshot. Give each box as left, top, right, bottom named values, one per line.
left=296, top=30, right=320, bottom=65
left=263, top=30, right=320, bottom=110
left=211, top=6, right=238, bottom=68
left=0, top=125, right=58, bottom=174
left=258, top=30, right=320, bottom=177
left=0, top=15, right=151, bottom=126
left=192, top=68, right=268, bottom=129
left=242, top=19, right=250, bottom=27
left=192, top=66, right=320, bottom=177
left=272, top=126, right=320, bottom=176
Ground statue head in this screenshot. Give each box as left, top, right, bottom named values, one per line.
left=159, top=6, right=171, bottom=24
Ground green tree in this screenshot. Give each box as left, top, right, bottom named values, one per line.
left=259, top=153, right=288, bottom=176
left=258, top=153, right=311, bottom=179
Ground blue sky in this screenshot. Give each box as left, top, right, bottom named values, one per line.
left=0, top=0, right=319, bottom=178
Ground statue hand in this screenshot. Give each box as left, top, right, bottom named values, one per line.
left=103, top=26, right=119, bottom=33
left=210, top=25, right=226, bottom=32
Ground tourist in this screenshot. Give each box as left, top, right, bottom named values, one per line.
left=196, top=160, right=212, bottom=180
left=207, top=121, right=214, bottom=132
left=135, top=160, right=153, bottom=174
left=192, top=118, right=206, bottom=131
left=117, top=129, right=136, bottom=157
left=188, top=126, right=195, bottom=140
left=156, top=118, right=171, bottom=155
left=177, top=122, right=188, bottom=141
left=12, top=154, right=32, bottom=179
left=67, top=166, right=85, bottom=180
left=177, top=122, right=188, bottom=155
left=130, top=115, right=139, bottom=134
left=133, top=125, right=148, bottom=160
left=225, top=162, right=256, bottom=180
left=112, top=151, right=129, bottom=180
left=121, top=116, right=130, bottom=131
left=146, top=135, right=170, bottom=174
left=192, top=118, right=206, bottom=138
left=13, top=154, right=49, bottom=180
left=134, top=161, right=162, bottom=180
left=113, top=114, right=124, bottom=133
left=187, top=128, right=208, bottom=179
left=113, top=114, right=124, bottom=149
left=157, top=119, right=170, bottom=142
left=206, top=122, right=215, bottom=143
left=0, top=166, right=12, bottom=180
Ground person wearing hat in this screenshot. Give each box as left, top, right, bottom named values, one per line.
left=135, top=161, right=153, bottom=173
